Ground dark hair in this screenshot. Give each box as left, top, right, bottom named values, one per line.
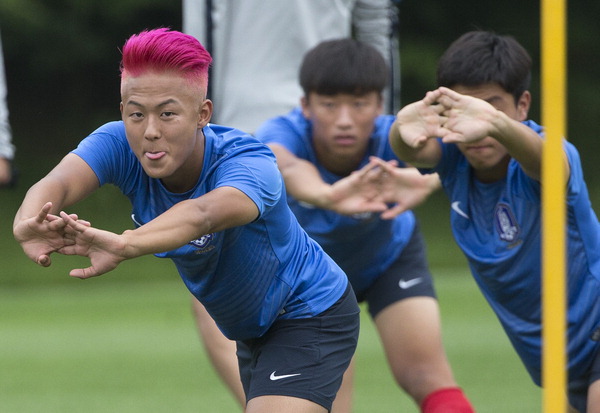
left=299, top=38, right=388, bottom=97
left=437, top=31, right=532, bottom=103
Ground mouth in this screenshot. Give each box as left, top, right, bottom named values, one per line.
left=333, top=135, right=357, bottom=146
left=145, top=151, right=167, bottom=160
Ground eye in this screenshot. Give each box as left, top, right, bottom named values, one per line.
left=162, top=111, right=176, bottom=118
left=129, top=112, right=144, bottom=120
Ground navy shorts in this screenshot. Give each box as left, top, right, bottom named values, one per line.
left=236, top=285, right=360, bottom=411
left=567, top=348, right=600, bottom=412
left=358, top=224, right=437, bottom=319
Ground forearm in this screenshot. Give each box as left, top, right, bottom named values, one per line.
left=14, top=176, right=71, bottom=228
left=269, top=144, right=335, bottom=208
left=388, top=120, right=439, bottom=168
left=120, top=188, right=258, bottom=259
left=490, top=112, right=546, bottom=181
left=279, top=161, right=334, bottom=209
left=14, top=154, right=100, bottom=228
left=120, top=200, right=212, bottom=258
left=389, top=121, right=416, bottom=162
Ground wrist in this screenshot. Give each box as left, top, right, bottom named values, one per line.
left=489, top=109, right=513, bottom=142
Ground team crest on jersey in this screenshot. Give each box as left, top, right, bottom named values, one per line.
left=189, top=233, right=214, bottom=249
left=494, top=203, right=520, bottom=243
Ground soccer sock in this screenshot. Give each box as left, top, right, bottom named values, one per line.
left=420, top=387, right=475, bottom=413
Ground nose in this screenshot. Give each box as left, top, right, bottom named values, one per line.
left=144, top=116, right=161, bottom=140
left=335, top=105, right=353, bottom=129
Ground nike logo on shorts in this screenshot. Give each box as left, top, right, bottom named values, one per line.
left=451, top=201, right=470, bottom=219
left=398, top=277, right=423, bottom=289
left=269, top=371, right=302, bottom=381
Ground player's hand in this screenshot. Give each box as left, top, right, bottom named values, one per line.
left=58, top=211, right=126, bottom=279
left=435, top=87, right=498, bottom=144
left=395, top=89, right=448, bottom=148
left=13, top=202, right=82, bottom=267
left=326, top=159, right=389, bottom=216
left=368, top=157, right=440, bottom=219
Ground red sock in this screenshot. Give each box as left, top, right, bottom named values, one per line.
left=420, top=387, right=475, bottom=413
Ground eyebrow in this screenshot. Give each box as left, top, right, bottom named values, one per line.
left=125, top=98, right=179, bottom=108
left=484, top=95, right=504, bottom=104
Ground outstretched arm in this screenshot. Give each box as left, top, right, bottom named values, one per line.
left=13, top=154, right=99, bottom=266
left=60, top=186, right=259, bottom=279
left=436, top=87, right=555, bottom=182
left=268, top=144, right=390, bottom=216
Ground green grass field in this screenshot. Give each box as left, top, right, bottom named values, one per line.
left=1, top=180, right=541, bottom=412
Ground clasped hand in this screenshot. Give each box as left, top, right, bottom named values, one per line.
left=14, top=202, right=125, bottom=279
left=328, top=157, right=438, bottom=220
left=397, top=86, right=499, bottom=148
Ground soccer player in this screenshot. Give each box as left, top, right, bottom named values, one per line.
left=389, top=30, right=600, bottom=413
left=193, top=38, right=475, bottom=413
left=13, top=28, right=359, bottom=413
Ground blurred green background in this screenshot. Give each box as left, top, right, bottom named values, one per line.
left=0, top=0, right=598, bottom=411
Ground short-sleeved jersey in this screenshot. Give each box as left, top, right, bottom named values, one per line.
left=71, top=121, right=348, bottom=341
left=255, top=108, right=416, bottom=295
left=431, top=120, right=600, bottom=385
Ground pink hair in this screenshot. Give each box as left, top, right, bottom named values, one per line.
left=120, top=28, right=212, bottom=92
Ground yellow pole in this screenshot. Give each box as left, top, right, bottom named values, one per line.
left=541, top=0, right=567, bottom=411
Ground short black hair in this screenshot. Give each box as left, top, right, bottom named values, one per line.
left=437, top=31, right=532, bottom=103
left=299, top=38, right=388, bottom=97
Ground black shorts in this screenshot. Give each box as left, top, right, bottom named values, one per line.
left=358, top=224, right=437, bottom=319
left=568, top=348, right=600, bottom=412
left=236, top=285, right=360, bottom=411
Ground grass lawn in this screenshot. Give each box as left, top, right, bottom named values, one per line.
left=0, top=266, right=540, bottom=412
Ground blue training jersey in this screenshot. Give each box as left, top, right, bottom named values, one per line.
left=255, top=108, right=416, bottom=295
left=71, top=121, right=348, bottom=341
left=432, top=120, right=600, bottom=385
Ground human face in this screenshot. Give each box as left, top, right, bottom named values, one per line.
left=452, top=83, right=530, bottom=182
left=120, top=71, right=212, bottom=193
left=301, top=91, right=383, bottom=176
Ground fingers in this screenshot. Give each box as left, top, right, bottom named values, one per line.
left=423, top=89, right=442, bottom=105
left=36, top=254, right=52, bottom=267
left=379, top=203, right=406, bottom=220
left=69, top=267, right=97, bottom=279
left=59, top=211, right=87, bottom=232
left=368, top=157, right=396, bottom=174
left=35, top=202, right=53, bottom=224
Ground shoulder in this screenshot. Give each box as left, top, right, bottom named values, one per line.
left=74, top=121, right=129, bottom=154
left=204, top=125, right=277, bottom=171
left=255, top=108, right=307, bottom=142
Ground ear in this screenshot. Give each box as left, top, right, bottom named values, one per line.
left=376, top=93, right=384, bottom=115
left=119, top=101, right=124, bottom=117
left=197, top=99, right=213, bottom=128
left=300, top=96, right=311, bottom=120
left=516, top=91, right=531, bottom=121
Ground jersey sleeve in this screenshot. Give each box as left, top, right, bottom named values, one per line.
left=255, top=108, right=310, bottom=158
left=212, top=141, right=283, bottom=217
left=71, top=121, right=139, bottom=196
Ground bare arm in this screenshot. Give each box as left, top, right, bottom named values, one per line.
left=268, top=143, right=389, bottom=215
left=436, top=87, right=556, bottom=182
left=60, top=185, right=259, bottom=278
left=13, top=154, right=99, bottom=266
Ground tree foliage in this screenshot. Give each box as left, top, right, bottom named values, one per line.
left=0, top=0, right=598, bottom=187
